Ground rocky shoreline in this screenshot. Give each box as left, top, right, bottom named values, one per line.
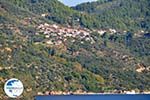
left=37, top=90, right=150, bottom=96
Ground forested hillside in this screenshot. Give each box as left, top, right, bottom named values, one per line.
left=3, top=0, right=150, bottom=31
left=4, top=0, right=98, bottom=28
left=73, top=0, right=150, bottom=31
left=0, top=0, right=150, bottom=99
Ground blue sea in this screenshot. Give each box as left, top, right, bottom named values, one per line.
left=35, top=94, right=150, bottom=100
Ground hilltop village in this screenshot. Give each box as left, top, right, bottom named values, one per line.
left=35, top=22, right=123, bottom=46
left=35, top=22, right=146, bottom=46
left=36, top=23, right=94, bottom=45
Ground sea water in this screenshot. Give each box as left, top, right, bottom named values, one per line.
left=35, top=94, right=150, bottom=100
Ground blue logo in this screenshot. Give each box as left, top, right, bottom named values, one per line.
left=4, top=78, right=24, bottom=98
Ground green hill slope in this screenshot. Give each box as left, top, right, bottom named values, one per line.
left=73, top=0, right=150, bottom=31
left=0, top=0, right=150, bottom=99
left=4, top=0, right=99, bottom=28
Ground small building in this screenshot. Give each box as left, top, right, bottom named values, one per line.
left=136, top=63, right=146, bottom=73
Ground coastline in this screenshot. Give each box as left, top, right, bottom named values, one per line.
left=37, top=90, right=150, bottom=96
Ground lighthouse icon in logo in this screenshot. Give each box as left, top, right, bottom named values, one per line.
left=4, top=78, right=24, bottom=98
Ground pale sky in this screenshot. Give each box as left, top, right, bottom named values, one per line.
left=58, top=0, right=97, bottom=6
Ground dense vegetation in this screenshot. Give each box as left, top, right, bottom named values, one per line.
left=0, top=0, right=150, bottom=100
left=5, top=0, right=150, bottom=31
left=73, top=0, right=150, bottom=31
left=4, top=0, right=98, bottom=28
